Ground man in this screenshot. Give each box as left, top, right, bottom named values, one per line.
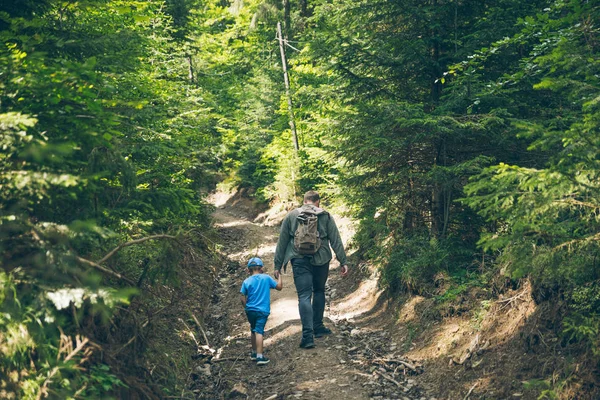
left=274, top=190, right=348, bottom=349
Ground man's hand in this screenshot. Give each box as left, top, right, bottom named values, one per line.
left=340, top=264, right=349, bottom=277
left=274, top=270, right=281, bottom=279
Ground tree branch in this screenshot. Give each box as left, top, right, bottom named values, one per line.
left=98, top=234, right=178, bottom=264
left=75, top=256, right=137, bottom=286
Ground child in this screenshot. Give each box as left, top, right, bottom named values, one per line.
left=240, top=257, right=282, bottom=365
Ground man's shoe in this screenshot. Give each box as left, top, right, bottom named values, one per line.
left=250, top=352, right=257, bottom=361
left=256, top=355, right=270, bottom=365
left=314, top=326, right=332, bottom=338
left=299, top=338, right=315, bottom=349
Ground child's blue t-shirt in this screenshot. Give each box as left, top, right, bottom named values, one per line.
left=240, top=274, right=278, bottom=314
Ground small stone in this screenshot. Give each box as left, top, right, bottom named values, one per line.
left=229, top=382, right=247, bottom=398
left=350, top=329, right=360, bottom=336
left=195, top=364, right=211, bottom=377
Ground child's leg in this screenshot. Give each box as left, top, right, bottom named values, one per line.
left=254, top=313, right=268, bottom=356
left=251, top=331, right=257, bottom=352
left=255, top=333, right=264, bottom=355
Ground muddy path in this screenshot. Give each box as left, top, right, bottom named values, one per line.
left=189, top=195, right=428, bottom=400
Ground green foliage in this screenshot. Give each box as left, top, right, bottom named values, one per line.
left=522, top=379, right=559, bottom=400
left=1, top=0, right=218, bottom=397
left=274, top=0, right=551, bottom=295
left=382, top=237, right=450, bottom=294
left=562, top=283, right=600, bottom=358
left=462, top=0, right=600, bottom=286
left=459, top=0, right=600, bottom=362
left=2, top=0, right=599, bottom=396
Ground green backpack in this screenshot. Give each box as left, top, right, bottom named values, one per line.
left=293, top=209, right=323, bottom=255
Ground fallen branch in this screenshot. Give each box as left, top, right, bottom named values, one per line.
left=191, top=313, right=210, bottom=347
left=179, top=318, right=200, bottom=348
left=350, top=371, right=373, bottom=379
left=497, top=292, right=526, bottom=303
left=114, top=334, right=137, bottom=355
left=373, top=358, right=417, bottom=372
left=210, top=357, right=239, bottom=363
left=464, top=382, right=478, bottom=400
left=39, top=336, right=90, bottom=400
left=375, top=370, right=406, bottom=390
left=497, top=290, right=528, bottom=312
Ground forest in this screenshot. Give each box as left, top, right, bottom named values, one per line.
left=1, top=0, right=599, bottom=398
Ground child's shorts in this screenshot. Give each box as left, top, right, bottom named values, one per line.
left=245, top=310, right=269, bottom=335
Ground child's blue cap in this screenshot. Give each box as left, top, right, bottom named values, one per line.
left=247, top=257, right=263, bottom=268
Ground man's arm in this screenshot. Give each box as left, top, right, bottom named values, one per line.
left=275, top=273, right=283, bottom=291
left=327, top=215, right=349, bottom=276
left=241, top=295, right=247, bottom=307
left=273, top=214, right=292, bottom=272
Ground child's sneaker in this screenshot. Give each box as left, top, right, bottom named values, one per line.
left=256, top=355, right=270, bottom=365
left=250, top=352, right=257, bottom=361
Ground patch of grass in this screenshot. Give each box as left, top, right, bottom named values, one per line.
left=470, top=300, right=493, bottom=331
left=402, top=322, right=418, bottom=352
left=434, top=269, right=490, bottom=304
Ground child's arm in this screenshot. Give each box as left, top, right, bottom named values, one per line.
left=275, top=272, right=283, bottom=291
left=241, top=295, right=247, bottom=307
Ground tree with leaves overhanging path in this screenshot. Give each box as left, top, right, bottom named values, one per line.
left=1, top=0, right=599, bottom=398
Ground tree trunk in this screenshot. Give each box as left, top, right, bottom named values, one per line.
left=431, top=138, right=448, bottom=238
left=277, top=21, right=299, bottom=152
left=187, top=55, right=194, bottom=83
left=404, top=144, right=415, bottom=232
left=283, top=0, right=291, bottom=39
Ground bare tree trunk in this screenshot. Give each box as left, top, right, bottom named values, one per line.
left=277, top=21, right=299, bottom=152
left=187, top=55, right=195, bottom=83
left=404, top=144, right=415, bottom=232
left=431, top=139, right=449, bottom=238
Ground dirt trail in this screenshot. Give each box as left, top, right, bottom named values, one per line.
left=189, top=194, right=428, bottom=400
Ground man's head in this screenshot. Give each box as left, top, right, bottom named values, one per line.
left=247, top=257, right=264, bottom=273
left=303, top=190, right=320, bottom=206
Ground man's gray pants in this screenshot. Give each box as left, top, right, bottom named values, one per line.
left=291, top=256, right=330, bottom=340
